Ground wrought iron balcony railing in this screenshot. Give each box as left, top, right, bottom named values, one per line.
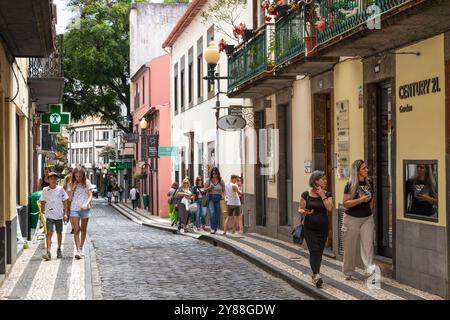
left=227, top=0, right=415, bottom=93
left=228, top=24, right=275, bottom=92
left=28, top=34, right=63, bottom=78
left=275, top=9, right=306, bottom=66
left=315, top=0, right=413, bottom=46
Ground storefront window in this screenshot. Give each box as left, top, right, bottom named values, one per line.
left=404, top=160, right=438, bottom=222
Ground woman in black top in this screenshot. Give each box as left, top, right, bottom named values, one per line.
left=192, top=176, right=207, bottom=231
left=298, top=171, right=333, bottom=288
left=342, top=160, right=376, bottom=280
left=406, top=164, right=438, bottom=217
left=39, top=167, right=51, bottom=190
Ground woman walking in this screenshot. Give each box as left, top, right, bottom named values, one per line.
left=113, top=184, right=119, bottom=203
left=342, top=160, right=376, bottom=280
left=106, top=184, right=113, bottom=204
left=298, top=171, right=333, bottom=288
left=192, top=176, right=207, bottom=231
left=167, top=182, right=179, bottom=226
left=204, top=167, right=226, bottom=234
left=39, top=166, right=51, bottom=190
left=176, top=178, right=194, bottom=233
left=68, top=166, right=93, bottom=260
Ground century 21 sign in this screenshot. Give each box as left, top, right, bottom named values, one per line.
left=399, top=77, right=441, bottom=99
left=398, top=76, right=441, bottom=113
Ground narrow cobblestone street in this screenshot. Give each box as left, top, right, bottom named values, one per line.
left=89, top=200, right=311, bottom=300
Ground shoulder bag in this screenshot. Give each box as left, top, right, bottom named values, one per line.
left=292, top=193, right=308, bottom=244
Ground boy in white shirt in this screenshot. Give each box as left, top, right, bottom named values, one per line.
left=39, top=172, right=69, bottom=260
left=224, top=175, right=243, bottom=235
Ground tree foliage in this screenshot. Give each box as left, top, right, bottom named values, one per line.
left=99, top=145, right=116, bottom=162
left=200, top=0, right=247, bottom=42
left=63, top=0, right=135, bottom=132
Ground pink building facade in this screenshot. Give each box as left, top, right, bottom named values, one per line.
left=131, top=54, right=172, bottom=217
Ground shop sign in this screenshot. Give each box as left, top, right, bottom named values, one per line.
left=148, top=134, right=159, bottom=158
left=398, top=76, right=441, bottom=100
left=336, top=100, right=350, bottom=179
left=217, top=115, right=246, bottom=131
left=158, top=146, right=179, bottom=156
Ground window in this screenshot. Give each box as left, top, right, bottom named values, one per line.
left=197, top=36, right=204, bottom=102
left=89, top=148, right=93, bottom=163
left=206, top=26, right=215, bottom=97
left=84, top=131, right=87, bottom=142
left=180, top=56, right=185, bottom=111
left=103, top=131, right=109, bottom=141
left=174, top=63, right=179, bottom=114
left=142, top=76, right=145, bottom=105
left=188, top=47, right=193, bottom=106
left=88, top=130, right=92, bottom=142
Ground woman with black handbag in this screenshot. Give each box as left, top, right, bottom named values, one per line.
left=298, top=170, right=333, bottom=288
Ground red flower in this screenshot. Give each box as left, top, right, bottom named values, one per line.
left=277, top=0, right=284, bottom=6
left=261, top=0, right=269, bottom=10
left=264, top=15, right=272, bottom=22
left=218, top=38, right=226, bottom=53
left=268, top=6, right=275, bottom=14
left=315, top=17, right=326, bottom=31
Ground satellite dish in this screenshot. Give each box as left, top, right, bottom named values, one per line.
left=217, top=115, right=246, bottom=131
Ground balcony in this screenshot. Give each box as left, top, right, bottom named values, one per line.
left=28, top=35, right=65, bottom=113
left=0, top=0, right=56, bottom=57
left=227, top=24, right=296, bottom=99
left=227, top=0, right=450, bottom=98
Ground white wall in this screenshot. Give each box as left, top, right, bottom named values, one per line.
left=129, top=3, right=188, bottom=77
left=169, top=0, right=253, bottom=183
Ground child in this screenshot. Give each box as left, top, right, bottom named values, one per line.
left=39, top=172, right=69, bottom=260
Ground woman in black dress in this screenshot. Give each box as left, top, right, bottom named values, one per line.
left=298, top=171, right=333, bottom=288
left=39, top=166, right=51, bottom=190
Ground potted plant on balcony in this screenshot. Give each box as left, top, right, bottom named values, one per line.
left=219, top=38, right=235, bottom=56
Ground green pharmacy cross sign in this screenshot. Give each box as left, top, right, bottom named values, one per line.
left=41, top=104, right=71, bottom=134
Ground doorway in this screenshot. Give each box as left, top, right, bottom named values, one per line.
left=278, top=104, right=293, bottom=226
left=312, top=93, right=333, bottom=247
left=255, top=111, right=267, bottom=226
left=375, top=82, right=393, bottom=258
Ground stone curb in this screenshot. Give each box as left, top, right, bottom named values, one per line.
left=111, top=203, right=332, bottom=300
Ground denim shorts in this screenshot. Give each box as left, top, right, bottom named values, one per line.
left=70, top=209, right=92, bottom=219
left=46, top=218, right=63, bottom=233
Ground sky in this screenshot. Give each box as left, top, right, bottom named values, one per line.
left=53, top=0, right=77, bottom=34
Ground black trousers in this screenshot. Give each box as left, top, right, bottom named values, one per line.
left=304, top=226, right=328, bottom=274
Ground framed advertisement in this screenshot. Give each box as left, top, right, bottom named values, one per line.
left=266, top=124, right=275, bottom=183
left=404, top=160, right=439, bottom=222
left=336, top=100, right=350, bottom=179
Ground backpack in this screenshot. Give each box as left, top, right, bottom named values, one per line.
left=135, top=190, right=140, bottom=200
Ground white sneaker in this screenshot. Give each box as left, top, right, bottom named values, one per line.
left=180, top=228, right=185, bottom=234
left=75, top=251, right=81, bottom=260
left=80, top=247, right=85, bottom=257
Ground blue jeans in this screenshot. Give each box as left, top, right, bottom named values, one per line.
left=195, top=199, right=207, bottom=228
left=208, top=194, right=221, bottom=232
left=132, top=199, right=138, bottom=210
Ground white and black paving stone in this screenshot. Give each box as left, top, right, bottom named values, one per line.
left=88, top=200, right=312, bottom=300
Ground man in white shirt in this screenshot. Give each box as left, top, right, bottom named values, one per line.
left=130, top=186, right=139, bottom=210
left=39, top=172, right=69, bottom=260
left=224, top=175, right=243, bottom=235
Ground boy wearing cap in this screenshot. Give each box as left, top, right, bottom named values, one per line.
left=39, top=172, right=69, bottom=260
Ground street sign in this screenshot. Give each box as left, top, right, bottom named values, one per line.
left=217, top=115, right=246, bottom=131
left=148, top=134, right=159, bottom=158
left=229, top=106, right=242, bottom=117
left=41, top=104, right=71, bottom=134
left=158, top=146, right=179, bottom=156
left=109, top=161, right=132, bottom=172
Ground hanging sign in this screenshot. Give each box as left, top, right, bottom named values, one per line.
left=217, top=115, right=246, bottom=131
left=148, top=134, right=159, bottom=158
left=41, top=104, right=71, bottom=134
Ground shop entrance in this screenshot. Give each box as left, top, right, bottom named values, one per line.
left=255, top=110, right=267, bottom=226
left=312, top=93, right=333, bottom=247
left=367, top=81, right=394, bottom=258
left=376, top=82, right=394, bottom=257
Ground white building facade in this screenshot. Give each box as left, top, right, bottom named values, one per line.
left=163, top=0, right=253, bottom=185
left=68, top=117, right=119, bottom=185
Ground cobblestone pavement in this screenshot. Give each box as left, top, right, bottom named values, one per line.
left=0, top=224, right=86, bottom=300
left=89, top=200, right=311, bottom=300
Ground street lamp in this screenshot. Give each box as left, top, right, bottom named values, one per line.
left=139, top=118, right=148, bottom=130
left=203, top=41, right=229, bottom=167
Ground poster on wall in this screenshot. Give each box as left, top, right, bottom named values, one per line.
left=336, top=100, right=350, bottom=179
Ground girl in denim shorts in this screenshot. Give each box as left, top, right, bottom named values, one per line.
left=68, top=166, right=93, bottom=260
